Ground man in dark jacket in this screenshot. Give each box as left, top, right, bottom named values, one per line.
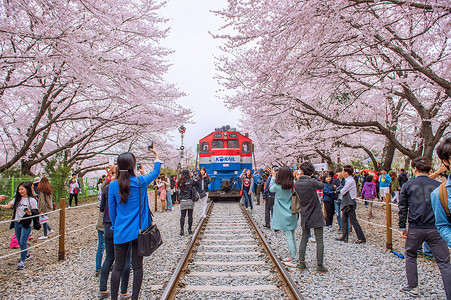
left=262, top=166, right=276, bottom=228
left=398, top=157, right=451, bottom=298
left=398, top=169, right=409, bottom=188
left=331, top=169, right=345, bottom=232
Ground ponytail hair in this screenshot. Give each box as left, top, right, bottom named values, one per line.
left=116, top=152, right=137, bottom=204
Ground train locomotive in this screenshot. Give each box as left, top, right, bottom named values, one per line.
left=197, top=126, right=255, bottom=200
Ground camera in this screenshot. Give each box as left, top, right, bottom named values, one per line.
left=147, top=140, right=154, bottom=150
left=137, top=163, right=142, bottom=170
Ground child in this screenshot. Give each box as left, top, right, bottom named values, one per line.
left=361, top=175, right=377, bottom=218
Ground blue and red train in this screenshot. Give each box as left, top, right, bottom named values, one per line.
left=197, top=125, right=255, bottom=200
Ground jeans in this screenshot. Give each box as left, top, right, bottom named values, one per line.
left=334, top=200, right=350, bottom=231
left=299, top=227, right=324, bottom=265
left=265, top=196, right=274, bottom=227
left=96, top=230, right=105, bottom=271
left=334, top=201, right=342, bottom=230
left=166, top=190, right=173, bottom=210
left=100, top=226, right=130, bottom=293
left=14, top=222, right=32, bottom=262
left=341, top=205, right=366, bottom=240
left=283, top=230, right=297, bottom=263
left=180, top=209, right=193, bottom=232
left=42, top=221, right=52, bottom=236
left=111, top=239, right=141, bottom=300
left=243, top=191, right=253, bottom=209
left=405, top=228, right=451, bottom=299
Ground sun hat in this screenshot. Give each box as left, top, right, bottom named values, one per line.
left=33, top=177, right=41, bottom=184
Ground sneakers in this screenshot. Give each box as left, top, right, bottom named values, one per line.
left=48, top=230, right=55, bottom=235
left=297, top=261, right=307, bottom=270
left=38, top=236, right=48, bottom=240
left=283, top=261, right=298, bottom=268
left=120, top=293, right=132, bottom=300
left=282, top=257, right=291, bottom=262
left=401, top=284, right=419, bottom=297
left=97, top=292, right=110, bottom=299
left=424, top=255, right=435, bottom=262
left=316, top=264, right=328, bottom=273
left=308, top=236, right=316, bottom=243
left=17, top=261, right=25, bottom=270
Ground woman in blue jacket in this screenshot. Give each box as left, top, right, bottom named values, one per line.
left=108, top=149, right=161, bottom=300
left=321, top=174, right=335, bottom=229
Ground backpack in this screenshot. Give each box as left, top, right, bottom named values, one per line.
left=439, top=182, right=451, bottom=222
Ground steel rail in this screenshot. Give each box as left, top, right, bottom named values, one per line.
left=160, top=201, right=213, bottom=300
left=241, top=206, right=305, bottom=300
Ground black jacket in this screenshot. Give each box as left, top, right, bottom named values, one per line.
left=10, top=209, right=41, bottom=230
left=398, top=175, right=441, bottom=230
left=196, top=177, right=210, bottom=192
left=179, top=179, right=198, bottom=200
left=398, top=172, right=409, bottom=188
left=100, top=184, right=112, bottom=227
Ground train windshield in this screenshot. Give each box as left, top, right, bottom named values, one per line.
left=200, top=142, right=209, bottom=153
left=242, top=141, right=251, bottom=153
left=227, top=140, right=239, bottom=149
left=212, top=140, right=224, bottom=148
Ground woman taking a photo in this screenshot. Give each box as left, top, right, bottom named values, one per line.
left=269, top=166, right=299, bottom=267
left=37, top=177, right=55, bottom=239
left=108, top=148, right=161, bottom=300
left=0, top=182, right=39, bottom=270
left=197, top=167, right=210, bottom=218
left=178, top=169, right=198, bottom=235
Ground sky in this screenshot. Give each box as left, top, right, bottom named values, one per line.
left=160, top=0, right=242, bottom=149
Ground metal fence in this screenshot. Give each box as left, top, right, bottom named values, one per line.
left=0, top=177, right=100, bottom=204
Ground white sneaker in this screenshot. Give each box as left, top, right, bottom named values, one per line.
left=309, top=236, right=316, bottom=243
left=38, top=236, right=48, bottom=240
left=283, top=261, right=298, bottom=268
left=48, top=230, right=55, bottom=235
left=282, top=257, right=291, bottom=262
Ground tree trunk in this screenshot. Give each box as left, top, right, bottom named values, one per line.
left=382, top=139, right=396, bottom=171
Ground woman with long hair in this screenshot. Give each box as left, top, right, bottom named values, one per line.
left=0, top=182, right=39, bottom=270
left=36, top=177, right=55, bottom=239
left=108, top=148, right=161, bottom=300
left=156, top=174, right=167, bottom=212
left=241, top=169, right=255, bottom=213
left=321, top=174, right=335, bottom=230
left=269, top=166, right=299, bottom=267
left=197, top=167, right=210, bottom=218
left=178, top=169, right=198, bottom=235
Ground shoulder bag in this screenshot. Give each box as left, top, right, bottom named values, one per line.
left=439, top=182, right=451, bottom=222
left=137, top=178, right=163, bottom=257
left=291, top=187, right=301, bottom=214
left=192, top=186, right=200, bottom=202
left=198, top=179, right=207, bottom=198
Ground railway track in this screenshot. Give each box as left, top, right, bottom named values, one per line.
left=161, top=201, right=303, bottom=299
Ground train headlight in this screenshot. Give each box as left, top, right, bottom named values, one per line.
left=234, top=171, right=238, bottom=174
left=214, top=171, right=217, bottom=175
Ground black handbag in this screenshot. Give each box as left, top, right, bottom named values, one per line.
left=137, top=178, right=163, bottom=257
left=198, top=179, right=207, bottom=198
left=192, top=186, right=200, bottom=202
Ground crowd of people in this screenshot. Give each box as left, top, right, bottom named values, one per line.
left=0, top=136, right=450, bottom=299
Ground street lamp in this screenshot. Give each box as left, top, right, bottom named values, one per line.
left=178, top=125, right=186, bottom=168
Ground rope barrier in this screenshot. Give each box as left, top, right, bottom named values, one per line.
left=66, top=223, right=96, bottom=235
left=356, top=198, right=398, bottom=206
left=356, top=218, right=403, bottom=234
left=0, top=234, right=61, bottom=260
left=0, top=209, right=62, bottom=225
left=66, top=201, right=99, bottom=210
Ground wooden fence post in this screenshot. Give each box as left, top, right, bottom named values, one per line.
left=154, top=189, right=158, bottom=212
left=385, top=193, right=393, bottom=250
left=58, top=198, right=66, bottom=261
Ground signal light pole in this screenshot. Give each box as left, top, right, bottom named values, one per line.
left=178, top=125, right=186, bottom=169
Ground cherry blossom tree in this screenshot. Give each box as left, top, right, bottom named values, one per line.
left=0, top=0, right=190, bottom=175
left=215, top=0, right=451, bottom=168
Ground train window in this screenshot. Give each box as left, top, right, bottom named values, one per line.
left=212, top=140, right=224, bottom=148
left=200, top=142, right=209, bottom=153
left=242, top=141, right=251, bottom=153
left=227, top=140, right=239, bottom=148
left=229, top=133, right=237, bottom=138
left=213, top=134, right=222, bottom=138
